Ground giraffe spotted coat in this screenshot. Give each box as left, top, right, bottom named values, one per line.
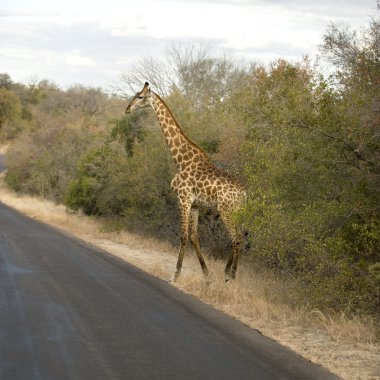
left=126, top=82, right=247, bottom=282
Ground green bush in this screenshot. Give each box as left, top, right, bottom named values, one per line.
left=233, top=39, right=380, bottom=315
left=65, top=130, right=179, bottom=239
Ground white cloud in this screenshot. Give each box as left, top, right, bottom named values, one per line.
left=66, top=53, right=96, bottom=67
left=0, top=0, right=377, bottom=88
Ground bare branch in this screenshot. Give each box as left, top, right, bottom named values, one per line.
left=295, top=121, right=378, bottom=170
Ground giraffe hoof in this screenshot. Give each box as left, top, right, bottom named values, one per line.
left=225, top=275, right=234, bottom=285
left=169, top=272, right=179, bottom=283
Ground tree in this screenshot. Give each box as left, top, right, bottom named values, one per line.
left=0, top=73, right=13, bottom=90
left=0, top=88, right=22, bottom=129
left=321, top=17, right=380, bottom=176
left=109, top=111, right=147, bottom=157
left=233, top=13, right=380, bottom=315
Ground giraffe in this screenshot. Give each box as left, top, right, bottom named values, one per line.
left=125, top=82, right=247, bottom=283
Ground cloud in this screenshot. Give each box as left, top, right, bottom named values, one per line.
left=0, top=0, right=376, bottom=89
left=0, top=21, right=164, bottom=58
left=0, top=20, right=170, bottom=88
left=0, top=9, right=34, bottom=17
left=66, top=53, right=96, bottom=67
left=163, top=0, right=375, bottom=17
left=245, top=41, right=307, bottom=57
left=255, top=0, right=376, bottom=19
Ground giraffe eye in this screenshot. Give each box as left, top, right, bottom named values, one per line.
left=138, top=96, right=143, bottom=99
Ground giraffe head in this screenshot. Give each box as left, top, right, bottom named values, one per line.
left=125, top=82, right=152, bottom=114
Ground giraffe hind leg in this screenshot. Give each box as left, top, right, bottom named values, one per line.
left=220, top=211, right=241, bottom=283
left=225, top=239, right=241, bottom=283
left=225, top=255, right=233, bottom=280
left=229, top=235, right=241, bottom=280
left=189, top=208, right=209, bottom=277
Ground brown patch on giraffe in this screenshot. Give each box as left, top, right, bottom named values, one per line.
left=167, top=118, right=177, bottom=127
left=179, top=146, right=188, bottom=155
left=205, top=186, right=213, bottom=196
left=166, top=124, right=174, bottom=133
left=180, top=172, right=188, bottom=180
left=191, top=146, right=199, bottom=155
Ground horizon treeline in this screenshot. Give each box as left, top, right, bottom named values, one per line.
left=1, top=14, right=379, bottom=318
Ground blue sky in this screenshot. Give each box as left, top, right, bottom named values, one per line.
left=0, top=0, right=377, bottom=90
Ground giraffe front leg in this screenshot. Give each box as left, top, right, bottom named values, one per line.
left=189, top=208, right=209, bottom=277
left=170, top=200, right=191, bottom=283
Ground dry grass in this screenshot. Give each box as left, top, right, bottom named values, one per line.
left=0, top=169, right=379, bottom=380
left=0, top=144, right=9, bottom=155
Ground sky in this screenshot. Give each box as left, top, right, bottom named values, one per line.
left=0, top=0, right=377, bottom=91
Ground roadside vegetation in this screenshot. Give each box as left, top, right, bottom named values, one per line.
left=1, top=12, right=379, bottom=325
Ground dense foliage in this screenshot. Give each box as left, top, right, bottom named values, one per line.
left=2, top=15, right=379, bottom=317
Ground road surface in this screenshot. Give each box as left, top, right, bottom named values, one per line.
left=0, top=157, right=338, bottom=380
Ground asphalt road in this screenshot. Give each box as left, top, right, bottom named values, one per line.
left=0, top=157, right=339, bottom=380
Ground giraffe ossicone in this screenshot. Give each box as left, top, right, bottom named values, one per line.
left=126, top=82, right=247, bottom=282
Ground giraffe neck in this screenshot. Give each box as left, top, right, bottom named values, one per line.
left=149, top=92, right=207, bottom=168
